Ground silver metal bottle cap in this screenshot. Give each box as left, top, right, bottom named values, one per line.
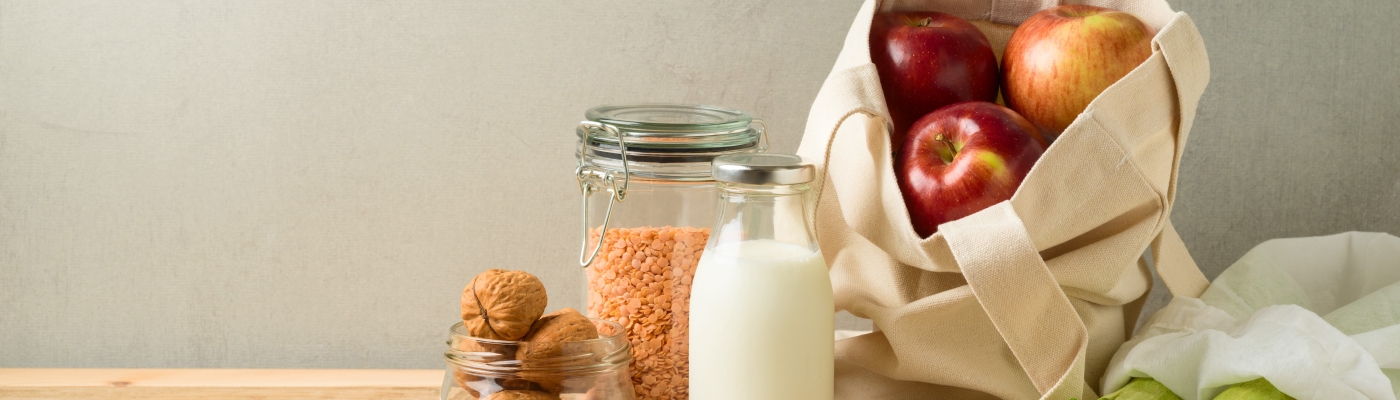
left=711, top=154, right=815, bottom=185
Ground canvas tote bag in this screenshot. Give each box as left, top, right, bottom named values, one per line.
left=794, top=0, right=1213, bottom=399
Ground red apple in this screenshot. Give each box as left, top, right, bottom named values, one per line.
left=897, top=102, right=1046, bottom=237
left=870, top=12, right=999, bottom=149
left=1002, top=5, right=1154, bottom=140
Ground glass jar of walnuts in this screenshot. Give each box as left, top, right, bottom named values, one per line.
left=574, top=104, right=767, bottom=400
left=442, top=319, right=635, bottom=400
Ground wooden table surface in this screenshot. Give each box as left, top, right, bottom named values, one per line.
left=0, top=369, right=443, bottom=399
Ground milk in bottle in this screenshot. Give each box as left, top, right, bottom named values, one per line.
left=688, top=154, right=834, bottom=400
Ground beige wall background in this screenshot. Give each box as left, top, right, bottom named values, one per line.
left=1, top=0, right=1397, bottom=369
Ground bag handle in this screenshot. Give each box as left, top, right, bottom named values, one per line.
left=1147, top=13, right=1212, bottom=299
left=941, top=202, right=1090, bottom=399
left=797, top=64, right=891, bottom=219
left=1151, top=219, right=1209, bottom=298
left=1152, top=12, right=1210, bottom=206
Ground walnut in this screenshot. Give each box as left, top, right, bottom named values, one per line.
left=517, top=308, right=599, bottom=360
left=481, top=390, right=561, bottom=400
left=461, top=269, right=548, bottom=341
left=514, top=308, right=600, bottom=393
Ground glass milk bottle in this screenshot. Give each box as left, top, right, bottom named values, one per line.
left=688, top=154, right=834, bottom=400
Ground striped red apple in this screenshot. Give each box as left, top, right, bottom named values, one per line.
left=1002, top=5, right=1155, bottom=140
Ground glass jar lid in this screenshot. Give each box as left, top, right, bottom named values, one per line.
left=580, top=104, right=760, bottom=149
left=576, top=104, right=767, bottom=182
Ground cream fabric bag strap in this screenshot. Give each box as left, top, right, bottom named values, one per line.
left=1149, top=12, right=1212, bottom=299
left=1154, top=220, right=1208, bottom=298
left=941, top=202, right=1091, bottom=399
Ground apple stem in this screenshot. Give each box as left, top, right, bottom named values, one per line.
left=904, top=17, right=933, bottom=28
left=934, top=133, right=958, bottom=164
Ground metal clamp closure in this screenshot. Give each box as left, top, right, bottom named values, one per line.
left=752, top=118, right=770, bottom=152
left=576, top=121, right=630, bottom=267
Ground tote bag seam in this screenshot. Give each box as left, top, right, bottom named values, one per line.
left=1087, top=111, right=1172, bottom=255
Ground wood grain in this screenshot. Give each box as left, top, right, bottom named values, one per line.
left=0, top=369, right=442, bottom=399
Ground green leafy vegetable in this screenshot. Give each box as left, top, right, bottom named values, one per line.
left=1214, top=378, right=1294, bottom=400
left=1098, top=377, right=1294, bottom=400
left=1100, top=377, right=1182, bottom=400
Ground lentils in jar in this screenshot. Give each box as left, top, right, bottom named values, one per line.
left=587, top=226, right=710, bottom=400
